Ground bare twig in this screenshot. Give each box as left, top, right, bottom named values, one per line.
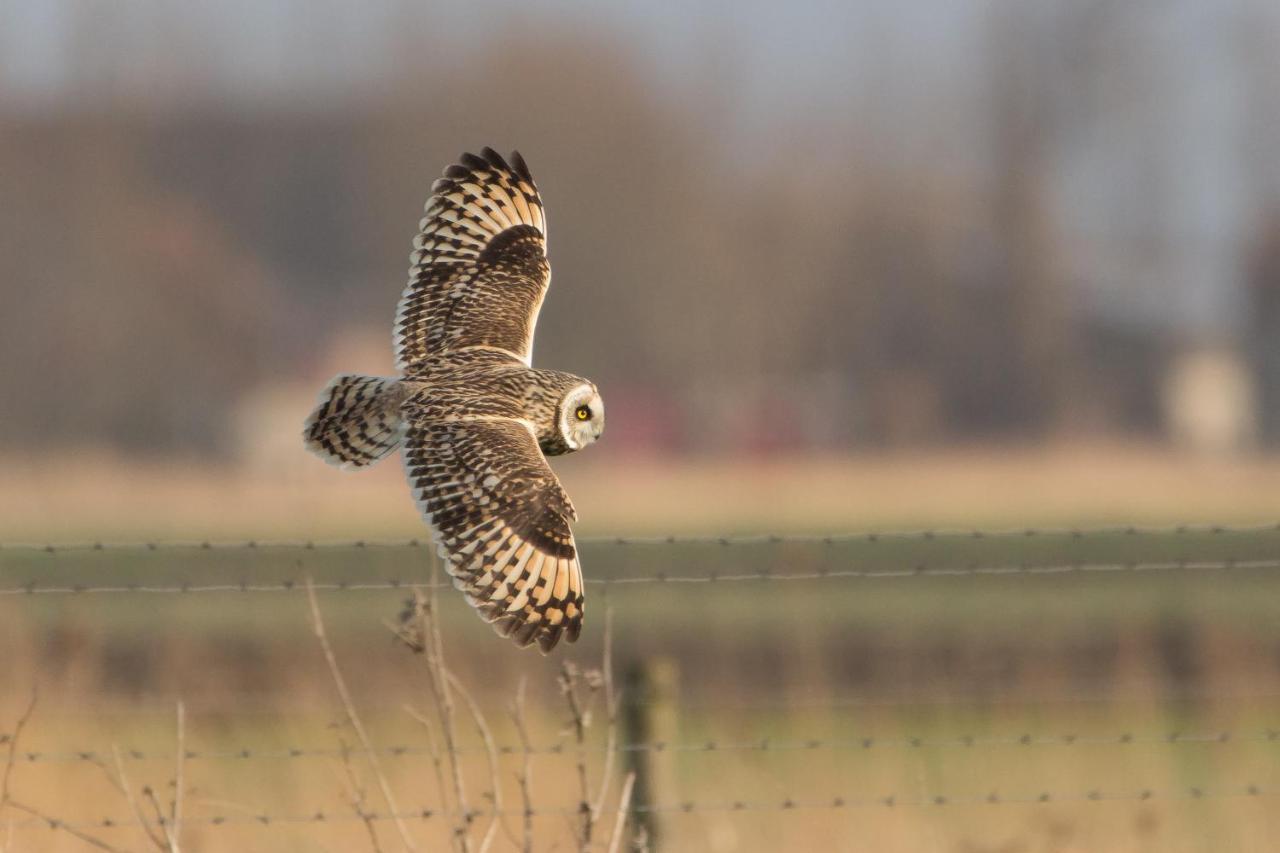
left=0, top=696, right=129, bottom=853
left=509, top=678, right=535, bottom=853
left=401, top=704, right=451, bottom=818
left=170, top=700, right=185, bottom=852
left=3, top=799, right=127, bottom=852
left=590, top=609, right=619, bottom=824
left=409, top=579, right=471, bottom=852
left=0, top=691, right=37, bottom=807
left=142, top=783, right=176, bottom=849
left=111, top=746, right=169, bottom=850
left=307, top=579, right=419, bottom=852
left=335, top=737, right=384, bottom=853
left=559, top=661, right=603, bottom=850
left=605, top=772, right=637, bottom=853
left=446, top=672, right=502, bottom=853
left=1, top=696, right=130, bottom=852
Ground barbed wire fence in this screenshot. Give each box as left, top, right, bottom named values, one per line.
left=2, top=523, right=1280, bottom=850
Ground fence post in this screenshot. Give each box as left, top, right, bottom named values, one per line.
left=622, top=657, right=679, bottom=851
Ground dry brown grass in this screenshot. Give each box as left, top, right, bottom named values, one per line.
left=3, top=445, right=1279, bottom=850
left=4, top=443, right=1280, bottom=542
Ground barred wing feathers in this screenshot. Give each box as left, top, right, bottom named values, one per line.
left=404, top=418, right=584, bottom=652
left=395, top=148, right=549, bottom=370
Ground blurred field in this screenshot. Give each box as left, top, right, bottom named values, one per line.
left=5, top=444, right=1280, bottom=541
left=3, top=467, right=1280, bottom=851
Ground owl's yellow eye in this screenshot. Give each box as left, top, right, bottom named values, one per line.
left=575, top=405, right=591, bottom=421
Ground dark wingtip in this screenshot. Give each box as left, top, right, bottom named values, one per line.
left=537, top=626, right=563, bottom=654
left=459, top=151, right=488, bottom=171
left=480, top=146, right=510, bottom=171
left=449, top=148, right=532, bottom=183
left=510, top=150, right=533, bottom=182
left=513, top=620, right=541, bottom=648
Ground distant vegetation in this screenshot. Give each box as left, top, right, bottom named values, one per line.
left=3, top=6, right=1279, bottom=457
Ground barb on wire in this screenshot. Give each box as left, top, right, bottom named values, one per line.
left=14, top=727, right=1278, bottom=767
left=6, top=782, right=1274, bottom=838
left=2, top=559, right=1279, bottom=597
left=2, top=521, right=1278, bottom=555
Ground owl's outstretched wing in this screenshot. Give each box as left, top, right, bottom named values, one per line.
left=403, top=417, right=584, bottom=652
left=395, top=148, right=549, bottom=371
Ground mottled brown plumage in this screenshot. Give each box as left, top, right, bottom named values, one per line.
left=303, top=148, right=604, bottom=652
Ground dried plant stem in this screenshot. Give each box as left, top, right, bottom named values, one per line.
left=142, top=785, right=174, bottom=848
left=307, top=579, right=419, bottom=852
left=605, top=772, right=637, bottom=853
left=590, top=609, right=619, bottom=824
left=110, top=746, right=168, bottom=850
left=560, top=663, right=597, bottom=851
left=0, top=692, right=36, bottom=808
left=509, top=678, right=535, bottom=853
left=0, top=722, right=129, bottom=850
left=446, top=672, right=502, bottom=853
left=4, top=800, right=126, bottom=852
left=401, top=704, right=451, bottom=818
left=0, top=695, right=128, bottom=853
left=413, top=581, right=471, bottom=852
left=169, top=700, right=185, bottom=852
left=336, top=738, right=384, bottom=853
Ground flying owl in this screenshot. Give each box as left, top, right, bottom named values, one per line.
left=302, top=148, right=604, bottom=653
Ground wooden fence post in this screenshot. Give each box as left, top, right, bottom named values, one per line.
left=622, top=657, right=679, bottom=851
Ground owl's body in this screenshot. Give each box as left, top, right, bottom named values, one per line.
left=303, top=149, right=603, bottom=652
left=402, top=349, right=593, bottom=456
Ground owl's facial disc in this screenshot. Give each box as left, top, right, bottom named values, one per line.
left=560, top=383, right=604, bottom=451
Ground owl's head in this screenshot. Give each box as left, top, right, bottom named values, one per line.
left=558, top=382, right=605, bottom=452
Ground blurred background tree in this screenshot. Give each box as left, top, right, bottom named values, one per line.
left=2, top=0, right=1278, bottom=459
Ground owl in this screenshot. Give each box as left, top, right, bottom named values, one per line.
left=302, top=148, right=604, bottom=653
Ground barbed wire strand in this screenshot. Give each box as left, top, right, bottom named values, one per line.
left=11, top=728, right=1280, bottom=766
left=29, top=680, right=1280, bottom=719
left=3, top=521, right=1279, bottom=555
left=2, top=559, right=1279, bottom=597
left=7, top=783, right=1275, bottom=836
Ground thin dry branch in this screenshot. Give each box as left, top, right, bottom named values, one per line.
left=401, top=704, right=452, bottom=819
left=445, top=672, right=502, bottom=853
left=111, top=746, right=168, bottom=850
left=605, top=772, right=637, bottom=853
left=410, top=581, right=471, bottom=853
left=509, top=678, right=535, bottom=853
left=3, top=800, right=127, bottom=853
left=142, top=784, right=176, bottom=849
left=170, top=701, right=185, bottom=851
left=0, top=696, right=128, bottom=853
left=0, top=691, right=36, bottom=808
left=335, top=737, right=384, bottom=853
left=559, top=661, right=604, bottom=851
left=590, top=609, right=619, bottom=824
left=307, top=579, right=419, bottom=852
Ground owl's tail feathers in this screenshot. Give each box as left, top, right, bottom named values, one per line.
left=303, top=374, right=407, bottom=469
